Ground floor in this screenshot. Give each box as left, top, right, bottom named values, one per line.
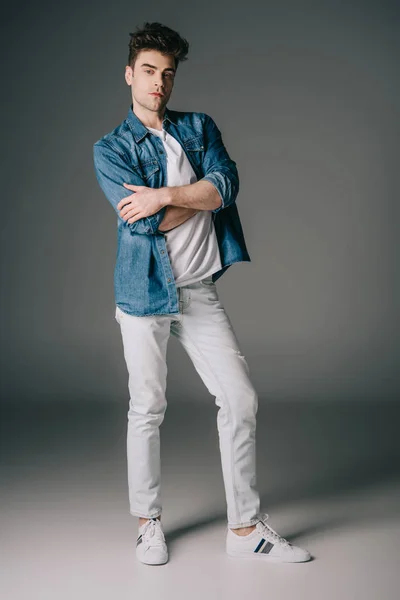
left=2, top=398, right=400, bottom=600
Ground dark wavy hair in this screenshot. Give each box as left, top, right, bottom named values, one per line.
left=128, top=22, right=189, bottom=72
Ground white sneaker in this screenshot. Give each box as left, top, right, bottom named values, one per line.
left=136, top=518, right=168, bottom=565
left=226, top=513, right=311, bottom=562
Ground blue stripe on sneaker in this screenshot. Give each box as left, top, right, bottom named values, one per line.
left=254, top=538, right=266, bottom=552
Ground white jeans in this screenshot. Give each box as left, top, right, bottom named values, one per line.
left=115, top=275, right=261, bottom=529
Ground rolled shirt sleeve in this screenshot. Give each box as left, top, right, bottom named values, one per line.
left=93, top=140, right=166, bottom=235
left=200, top=114, right=240, bottom=214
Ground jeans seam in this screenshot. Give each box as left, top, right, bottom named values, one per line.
left=177, top=324, right=241, bottom=525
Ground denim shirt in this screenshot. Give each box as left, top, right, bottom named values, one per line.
left=93, top=104, right=251, bottom=316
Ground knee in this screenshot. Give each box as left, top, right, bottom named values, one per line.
left=234, top=386, right=258, bottom=419
left=127, top=395, right=167, bottom=427
left=219, top=386, right=258, bottom=429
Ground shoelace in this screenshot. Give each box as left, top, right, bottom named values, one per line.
left=256, top=513, right=291, bottom=548
left=141, top=519, right=166, bottom=548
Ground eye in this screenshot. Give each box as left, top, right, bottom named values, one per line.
left=145, top=69, right=153, bottom=74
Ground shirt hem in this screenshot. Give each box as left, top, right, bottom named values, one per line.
left=175, top=264, right=222, bottom=288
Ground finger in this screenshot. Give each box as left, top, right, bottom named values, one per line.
left=117, top=196, right=135, bottom=210
left=127, top=210, right=144, bottom=223
left=120, top=206, right=140, bottom=221
left=123, top=183, right=147, bottom=191
left=127, top=210, right=145, bottom=223
left=119, top=205, right=131, bottom=217
left=120, top=199, right=140, bottom=216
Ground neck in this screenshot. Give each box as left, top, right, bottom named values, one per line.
left=132, top=102, right=165, bottom=130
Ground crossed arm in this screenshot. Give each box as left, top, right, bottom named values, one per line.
left=158, top=205, right=201, bottom=232
left=92, top=113, right=239, bottom=235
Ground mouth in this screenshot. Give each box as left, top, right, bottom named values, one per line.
left=149, top=93, right=163, bottom=97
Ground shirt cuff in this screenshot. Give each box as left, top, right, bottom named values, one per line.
left=201, top=174, right=225, bottom=213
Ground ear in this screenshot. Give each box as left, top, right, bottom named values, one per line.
left=124, top=66, right=133, bottom=85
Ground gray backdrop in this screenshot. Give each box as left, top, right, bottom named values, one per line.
left=1, top=1, right=399, bottom=404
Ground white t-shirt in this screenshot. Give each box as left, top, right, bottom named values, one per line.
left=146, top=125, right=222, bottom=287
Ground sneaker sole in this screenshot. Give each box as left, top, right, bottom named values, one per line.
left=226, top=549, right=311, bottom=563
left=137, top=558, right=169, bottom=565
left=136, top=553, right=169, bottom=565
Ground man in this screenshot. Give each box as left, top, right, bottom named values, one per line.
left=93, top=22, right=311, bottom=565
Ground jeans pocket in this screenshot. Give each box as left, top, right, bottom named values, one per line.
left=200, top=275, right=214, bottom=287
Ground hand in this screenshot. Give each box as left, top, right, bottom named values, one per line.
left=118, top=184, right=169, bottom=223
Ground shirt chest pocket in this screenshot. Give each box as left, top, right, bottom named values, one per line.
left=182, top=134, right=205, bottom=172
left=131, top=158, right=161, bottom=184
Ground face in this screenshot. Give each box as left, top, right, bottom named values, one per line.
left=125, top=49, right=176, bottom=115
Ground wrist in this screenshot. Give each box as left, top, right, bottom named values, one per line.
left=161, top=186, right=174, bottom=207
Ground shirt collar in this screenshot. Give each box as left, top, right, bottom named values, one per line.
left=126, top=103, right=175, bottom=143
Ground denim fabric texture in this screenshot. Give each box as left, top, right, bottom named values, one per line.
left=93, top=104, right=251, bottom=316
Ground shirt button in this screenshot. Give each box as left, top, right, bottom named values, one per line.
left=167, top=278, right=171, bottom=282
left=161, top=250, right=165, bottom=254
left=159, top=150, right=164, bottom=154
